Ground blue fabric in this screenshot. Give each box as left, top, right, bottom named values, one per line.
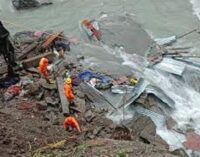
left=0, top=76, right=20, bottom=88
left=78, top=70, right=112, bottom=83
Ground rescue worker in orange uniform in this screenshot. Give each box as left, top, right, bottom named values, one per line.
left=63, top=116, right=81, bottom=132
left=81, top=19, right=101, bottom=41
left=38, top=57, right=49, bottom=80
left=64, top=77, right=75, bottom=105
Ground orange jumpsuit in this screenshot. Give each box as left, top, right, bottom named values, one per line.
left=38, top=58, right=48, bottom=79
left=82, top=19, right=101, bottom=41
left=64, top=116, right=81, bottom=132
left=64, top=83, right=75, bottom=103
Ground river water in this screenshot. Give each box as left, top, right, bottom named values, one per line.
left=1, top=0, right=200, bottom=155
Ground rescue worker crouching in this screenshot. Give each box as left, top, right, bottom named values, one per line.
left=63, top=115, right=81, bottom=133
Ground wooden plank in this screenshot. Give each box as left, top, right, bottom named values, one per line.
left=17, top=42, right=39, bottom=60
left=42, top=32, right=62, bottom=49
left=21, top=52, right=55, bottom=69
left=56, top=77, right=69, bottom=115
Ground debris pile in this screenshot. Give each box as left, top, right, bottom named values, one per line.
left=2, top=25, right=200, bottom=156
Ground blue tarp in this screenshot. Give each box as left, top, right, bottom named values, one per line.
left=78, top=70, right=112, bottom=83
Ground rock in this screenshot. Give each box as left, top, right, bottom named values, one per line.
left=85, top=110, right=95, bottom=122
left=111, top=126, right=132, bottom=140
left=29, top=82, right=40, bottom=96
left=172, top=148, right=188, bottom=157
left=127, top=115, right=168, bottom=147
left=12, top=0, right=39, bottom=10
left=39, top=78, right=57, bottom=90
left=45, top=97, right=57, bottom=107
left=36, top=90, right=44, bottom=100
left=93, top=126, right=104, bottom=136
left=74, top=98, right=86, bottom=113
left=12, top=0, right=52, bottom=10
left=76, top=90, right=85, bottom=98
left=3, top=92, right=14, bottom=101
left=52, top=118, right=60, bottom=125
left=166, top=117, right=177, bottom=130
left=77, top=55, right=85, bottom=60
left=36, top=101, right=47, bottom=111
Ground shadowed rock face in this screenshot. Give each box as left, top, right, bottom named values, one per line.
left=11, top=0, right=52, bottom=10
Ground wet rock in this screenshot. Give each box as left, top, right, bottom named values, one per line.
left=135, top=93, right=148, bottom=106
left=12, top=0, right=53, bottom=10
left=12, top=0, right=39, bottom=9
left=85, top=110, right=95, bottom=122
left=166, top=117, right=177, bottom=130
left=127, top=115, right=168, bottom=147
left=36, top=101, right=47, bottom=111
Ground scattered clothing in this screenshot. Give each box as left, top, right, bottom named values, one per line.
left=7, top=85, right=22, bottom=95
left=78, top=70, right=112, bottom=83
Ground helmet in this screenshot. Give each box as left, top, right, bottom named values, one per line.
left=130, top=78, right=138, bottom=85
left=42, top=57, right=48, bottom=64
left=65, top=78, right=72, bottom=84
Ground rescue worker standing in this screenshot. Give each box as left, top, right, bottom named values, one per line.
left=38, top=57, right=49, bottom=81
left=64, top=77, right=75, bottom=105
left=63, top=115, right=81, bottom=132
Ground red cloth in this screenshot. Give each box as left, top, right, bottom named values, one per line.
left=7, top=85, right=22, bottom=95
left=64, top=116, right=81, bottom=132
left=64, top=83, right=74, bottom=102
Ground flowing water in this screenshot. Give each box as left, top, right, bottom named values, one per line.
left=1, top=0, right=200, bottom=155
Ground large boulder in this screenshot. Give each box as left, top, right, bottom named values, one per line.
left=12, top=0, right=52, bottom=10
left=127, top=115, right=168, bottom=147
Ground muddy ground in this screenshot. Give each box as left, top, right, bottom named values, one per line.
left=0, top=89, right=185, bottom=157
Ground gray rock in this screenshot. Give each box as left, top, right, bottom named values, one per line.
left=76, top=90, right=85, bottom=98
left=39, top=78, right=57, bottom=90
left=166, top=117, right=177, bottom=130
left=29, top=82, right=40, bottom=96
left=172, top=148, right=188, bottom=157
left=85, top=110, right=95, bottom=122
left=12, top=0, right=53, bottom=10
left=4, top=92, right=14, bottom=101
left=36, top=101, right=47, bottom=111
left=45, top=97, right=57, bottom=107
left=127, top=115, right=168, bottom=147
left=93, top=126, right=104, bottom=136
